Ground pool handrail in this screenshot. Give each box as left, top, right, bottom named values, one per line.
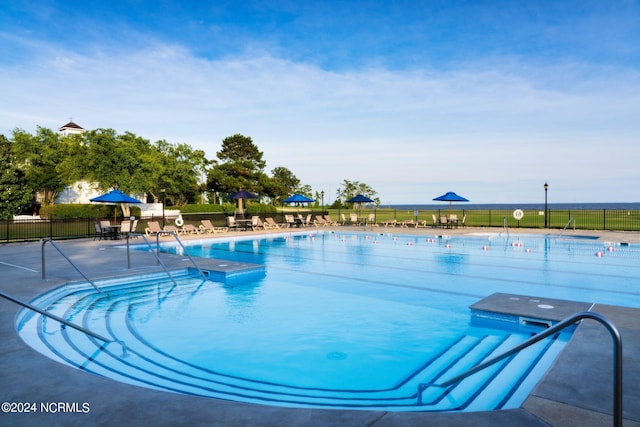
left=0, top=289, right=127, bottom=355
left=559, top=217, right=576, bottom=235
left=41, top=238, right=102, bottom=292
left=126, top=231, right=209, bottom=282
left=428, top=311, right=623, bottom=427
left=157, top=230, right=209, bottom=281
left=126, top=233, right=179, bottom=288
left=498, top=216, right=509, bottom=238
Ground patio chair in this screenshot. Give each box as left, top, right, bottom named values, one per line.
left=415, top=219, right=429, bottom=228
left=323, top=215, right=338, bottom=226
left=199, top=219, right=228, bottom=234
left=284, top=214, right=297, bottom=228
left=340, top=213, right=348, bottom=225
left=119, top=220, right=131, bottom=238
left=399, top=219, right=415, bottom=228
left=181, top=224, right=201, bottom=234
left=264, top=217, right=283, bottom=229
left=440, top=216, right=450, bottom=229
left=227, top=216, right=239, bottom=231
left=431, top=214, right=438, bottom=228
left=94, top=221, right=111, bottom=240
left=313, top=215, right=328, bottom=227
left=367, top=213, right=378, bottom=226
left=163, top=224, right=183, bottom=235
left=349, top=213, right=359, bottom=225
left=99, top=220, right=116, bottom=239
left=251, top=216, right=266, bottom=230
left=145, top=221, right=164, bottom=236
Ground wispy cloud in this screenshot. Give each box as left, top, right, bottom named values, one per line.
left=2, top=38, right=639, bottom=202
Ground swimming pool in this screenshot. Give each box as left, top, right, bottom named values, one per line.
left=16, top=231, right=640, bottom=411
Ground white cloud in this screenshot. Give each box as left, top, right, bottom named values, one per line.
left=1, top=43, right=639, bottom=203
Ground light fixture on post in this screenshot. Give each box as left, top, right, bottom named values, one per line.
left=321, top=190, right=325, bottom=215
left=544, top=182, right=549, bottom=228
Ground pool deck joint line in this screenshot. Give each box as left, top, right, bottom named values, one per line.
left=1, top=227, right=639, bottom=426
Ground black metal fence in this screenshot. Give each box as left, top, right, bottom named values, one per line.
left=2, top=209, right=639, bottom=243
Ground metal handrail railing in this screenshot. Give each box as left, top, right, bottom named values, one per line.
left=41, top=238, right=102, bottom=292
left=560, top=217, right=576, bottom=235
left=126, top=233, right=179, bottom=288
left=499, top=216, right=509, bottom=238
left=126, top=231, right=208, bottom=282
left=424, top=311, right=623, bottom=426
left=0, top=290, right=126, bottom=356
left=159, top=231, right=208, bottom=281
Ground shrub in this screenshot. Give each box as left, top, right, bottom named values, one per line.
left=39, top=204, right=141, bottom=219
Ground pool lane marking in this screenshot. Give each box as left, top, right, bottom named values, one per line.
left=0, top=261, right=38, bottom=273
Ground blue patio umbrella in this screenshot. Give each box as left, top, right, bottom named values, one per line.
left=347, top=194, right=374, bottom=218
left=90, top=189, right=141, bottom=221
left=230, top=190, right=259, bottom=201
left=230, top=190, right=259, bottom=217
left=283, top=194, right=314, bottom=204
left=433, top=191, right=469, bottom=208
left=347, top=194, right=374, bottom=204
left=90, top=189, right=141, bottom=204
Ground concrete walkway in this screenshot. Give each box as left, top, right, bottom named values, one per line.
left=1, top=227, right=639, bottom=426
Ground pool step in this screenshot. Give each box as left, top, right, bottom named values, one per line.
left=22, top=287, right=565, bottom=410
left=18, top=278, right=569, bottom=411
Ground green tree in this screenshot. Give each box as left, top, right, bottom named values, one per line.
left=11, top=127, right=68, bottom=205
left=0, top=134, right=33, bottom=219
left=269, top=166, right=301, bottom=204
left=207, top=134, right=266, bottom=200
left=336, top=180, right=380, bottom=206
left=153, top=140, right=207, bottom=206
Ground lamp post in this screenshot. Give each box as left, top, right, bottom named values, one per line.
left=321, top=190, right=325, bottom=215
left=161, top=188, right=166, bottom=228
left=544, top=182, right=548, bottom=228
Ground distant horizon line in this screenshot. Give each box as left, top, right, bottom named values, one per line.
left=385, top=201, right=640, bottom=207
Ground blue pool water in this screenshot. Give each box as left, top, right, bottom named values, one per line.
left=16, top=231, right=640, bottom=411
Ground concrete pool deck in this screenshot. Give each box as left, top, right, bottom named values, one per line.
left=1, top=227, right=639, bottom=426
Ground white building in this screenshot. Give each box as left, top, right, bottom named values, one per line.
left=53, top=121, right=168, bottom=217
left=58, top=121, right=84, bottom=137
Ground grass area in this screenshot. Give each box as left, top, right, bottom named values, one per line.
left=324, top=208, right=640, bottom=231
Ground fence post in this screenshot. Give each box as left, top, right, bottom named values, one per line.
left=603, top=209, right=606, bottom=231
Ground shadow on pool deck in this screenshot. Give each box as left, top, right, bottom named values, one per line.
left=1, top=228, right=639, bottom=426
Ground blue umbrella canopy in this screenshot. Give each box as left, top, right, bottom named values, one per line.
left=283, top=194, right=314, bottom=204
left=433, top=191, right=469, bottom=208
left=432, top=191, right=469, bottom=202
left=230, top=190, right=259, bottom=217
left=347, top=194, right=374, bottom=203
left=90, top=189, right=141, bottom=204
left=230, top=190, right=259, bottom=200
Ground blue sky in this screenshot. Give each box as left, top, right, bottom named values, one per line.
left=2, top=1, right=640, bottom=204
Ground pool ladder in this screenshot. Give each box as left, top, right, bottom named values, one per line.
left=418, top=311, right=623, bottom=427
left=126, top=230, right=209, bottom=282
left=559, top=217, right=575, bottom=236
left=498, top=216, right=509, bottom=238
